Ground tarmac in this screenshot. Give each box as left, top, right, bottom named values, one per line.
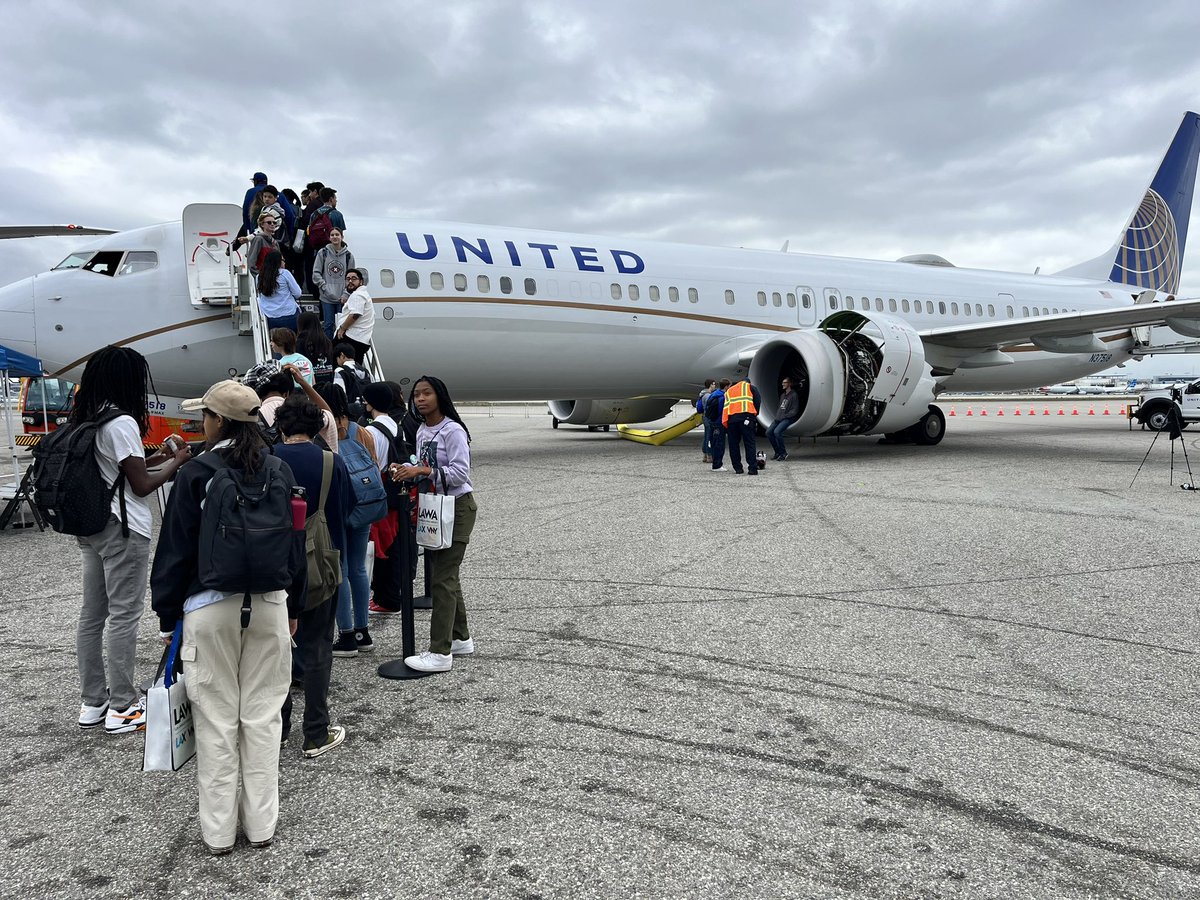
left=1, top=402, right=1198, bottom=899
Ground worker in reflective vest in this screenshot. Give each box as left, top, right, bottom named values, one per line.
left=722, top=379, right=762, bottom=475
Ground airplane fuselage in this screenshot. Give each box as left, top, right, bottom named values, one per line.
left=0, top=211, right=1138, bottom=404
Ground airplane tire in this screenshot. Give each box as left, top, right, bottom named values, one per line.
left=912, top=406, right=946, bottom=446
left=552, top=417, right=560, bottom=429
left=603, top=424, right=610, bottom=432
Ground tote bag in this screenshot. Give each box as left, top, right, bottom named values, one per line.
left=415, top=473, right=455, bottom=551
left=143, top=624, right=196, bottom=772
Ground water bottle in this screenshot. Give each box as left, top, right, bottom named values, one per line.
left=290, top=486, right=308, bottom=530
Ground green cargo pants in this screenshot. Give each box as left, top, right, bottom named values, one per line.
left=428, top=492, right=477, bottom=655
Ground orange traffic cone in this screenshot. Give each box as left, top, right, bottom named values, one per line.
left=1071, top=407, right=1080, bottom=416
left=997, top=407, right=1004, bottom=416
left=1087, top=405, right=1095, bottom=416
left=1013, top=407, right=1021, bottom=416
left=948, top=406, right=956, bottom=416
left=966, top=406, right=973, bottom=416
left=1058, top=406, right=1065, bottom=416
left=980, top=407, right=988, bottom=416
left=1030, top=407, right=1036, bottom=416
left=1103, top=405, right=1111, bottom=416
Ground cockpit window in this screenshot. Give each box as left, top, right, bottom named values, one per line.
left=53, top=252, right=93, bottom=270
left=118, top=251, right=158, bottom=275
left=81, top=251, right=125, bottom=277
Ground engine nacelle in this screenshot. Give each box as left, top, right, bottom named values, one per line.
left=547, top=398, right=679, bottom=427
left=749, top=311, right=937, bottom=437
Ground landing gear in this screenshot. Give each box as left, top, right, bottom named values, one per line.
left=910, top=406, right=945, bottom=445
left=551, top=417, right=560, bottom=429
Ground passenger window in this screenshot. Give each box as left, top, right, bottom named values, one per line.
left=478, top=275, right=490, bottom=293
left=454, top=274, right=467, bottom=291
left=757, top=291, right=767, bottom=306
left=688, top=288, right=699, bottom=303
left=1022, top=306, right=1029, bottom=316
left=725, top=290, right=735, bottom=305
left=82, top=251, right=124, bottom=276
left=629, top=284, right=640, bottom=301
left=524, top=277, right=537, bottom=296
left=786, top=292, right=796, bottom=308
left=772, top=292, right=782, bottom=308
left=951, top=302, right=959, bottom=315
left=431, top=272, right=445, bottom=290
left=938, top=302, right=946, bottom=315
left=830, top=296, right=839, bottom=310
left=570, top=281, right=582, bottom=298
left=964, top=304, right=972, bottom=316
left=801, top=293, right=812, bottom=309
left=611, top=283, right=622, bottom=300
left=500, top=276, right=513, bottom=294
left=1052, top=308, right=1058, bottom=315
left=913, top=300, right=921, bottom=313
left=988, top=304, right=995, bottom=316
left=1042, top=307, right=1048, bottom=316
left=117, top=251, right=158, bottom=275
left=649, top=285, right=660, bottom=301
left=888, top=298, right=897, bottom=312
left=902, top=299, right=910, bottom=312
left=976, top=304, right=984, bottom=316
left=668, top=286, right=679, bottom=302
left=875, top=298, right=883, bottom=312
left=379, top=268, right=395, bottom=288
left=846, top=298, right=855, bottom=310
left=1007, top=305, right=1014, bottom=317
left=406, top=270, right=420, bottom=289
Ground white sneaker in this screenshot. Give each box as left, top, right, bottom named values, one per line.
left=78, top=701, right=108, bottom=729
left=105, top=701, right=145, bottom=734
left=711, top=467, right=727, bottom=472
left=405, top=651, right=452, bottom=672
left=450, top=638, right=475, bottom=656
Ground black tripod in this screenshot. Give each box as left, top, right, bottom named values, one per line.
left=1130, top=405, right=1196, bottom=490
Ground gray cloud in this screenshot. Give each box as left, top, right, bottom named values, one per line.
left=2, top=0, right=1198, bottom=303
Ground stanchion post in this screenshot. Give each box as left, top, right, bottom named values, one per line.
left=378, top=483, right=433, bottom=680
left=413, top=550, right=433, bottom=610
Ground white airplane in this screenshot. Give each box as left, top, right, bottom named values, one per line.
left=2, top=112, right=1200, bottom=446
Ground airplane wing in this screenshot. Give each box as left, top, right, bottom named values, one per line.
left=918, top=296, right=1200, bottom=352
left=0, top=225, right=118, bottom=240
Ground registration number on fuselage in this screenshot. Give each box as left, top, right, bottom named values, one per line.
left=1089, top=353, right=1113, bottom=364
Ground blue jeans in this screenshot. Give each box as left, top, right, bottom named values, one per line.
left=767, top=417, right=797, bottom=457
left=320, top=301, right=340, bottom=341
left=335, top=523, right=372, bottom=632
left=710, top=425, right=726, bottom=469
left=701, top=417, right=714, bottom=456
left=265, top=313, right=298, bottom=335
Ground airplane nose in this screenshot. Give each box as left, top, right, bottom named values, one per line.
left=0, top=276, right=37, bottom=355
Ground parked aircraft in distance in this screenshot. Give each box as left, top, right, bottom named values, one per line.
left=2, top=113, right=1200, bottom=446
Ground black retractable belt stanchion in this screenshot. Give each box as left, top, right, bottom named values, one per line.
left=378, top=482, right=434, bottom=680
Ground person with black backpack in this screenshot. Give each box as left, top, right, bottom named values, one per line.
left=150, top=380, right=307, bottom=855
left=37, top=346, right=192, bottom=735
left=332, top=342, right=371, bottom=420
left=706, top=379, right=731, bottom=472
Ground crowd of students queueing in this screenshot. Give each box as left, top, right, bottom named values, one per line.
left=65, top=343, right=478, bottom=856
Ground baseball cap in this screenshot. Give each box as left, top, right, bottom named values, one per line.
left=252, top=172, right=268, bottom=183
left=240, top=360, right=282, bottom=392
left=181, top=380, right=261, bottom=423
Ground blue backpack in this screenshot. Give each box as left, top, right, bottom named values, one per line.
left=342, top=422, right=388, bottom=528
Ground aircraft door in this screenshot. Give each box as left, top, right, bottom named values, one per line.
left=183, top=203, right=244, bottom=308
left=796, top=286, right=816, bottom=326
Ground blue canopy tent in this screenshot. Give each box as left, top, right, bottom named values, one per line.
left=0, top=344, right=46, bottom=530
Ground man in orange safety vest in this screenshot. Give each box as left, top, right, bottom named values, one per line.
left=722, top=379, right=763, bottom=475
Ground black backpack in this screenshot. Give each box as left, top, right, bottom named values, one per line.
left=31, top=409, right=129, bottom=537
left=704, top=391, right=724, bottom=422
left=339, top=364, right=370, bottom=419
left=368, top=419, right=410, bottom=510
left=194, top=452, right=302, bottom=626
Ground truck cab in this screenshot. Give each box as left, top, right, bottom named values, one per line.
left=1133, top=380, right=1200, bottom=431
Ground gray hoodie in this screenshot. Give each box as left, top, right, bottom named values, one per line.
left=312, top=243, right=357, bottom=305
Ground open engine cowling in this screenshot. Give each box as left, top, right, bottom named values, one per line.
left=748, top=311, right=938, bottom=437
left=547, top=398, right=679, bottom=427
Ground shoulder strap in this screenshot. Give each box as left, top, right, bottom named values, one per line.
left=317, top=450, right=333, bottom=512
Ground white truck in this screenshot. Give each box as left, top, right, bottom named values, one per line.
left=1132, top=381, right=1200, bottom=431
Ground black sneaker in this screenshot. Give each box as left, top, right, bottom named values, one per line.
left=354, top=629, right=375, bottom=653
left=332, top=632, right=359, bottom=658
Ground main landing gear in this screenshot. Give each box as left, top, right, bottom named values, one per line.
left=884, top=406, right=946, bottom=446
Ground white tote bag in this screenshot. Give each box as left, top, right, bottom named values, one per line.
left=416, top=487, right=455, bottom=550
left=143, top=627, right=197, bottom=772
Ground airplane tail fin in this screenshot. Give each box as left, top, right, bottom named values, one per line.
left=1057, top=111, right=1200, bottom=293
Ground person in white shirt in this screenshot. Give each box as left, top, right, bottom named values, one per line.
left=70, top=346, right=191, bottom=734
left=334, top=268, right=374, bottom=363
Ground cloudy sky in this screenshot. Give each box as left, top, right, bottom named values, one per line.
left=3, top=2, right=1199, bottom=331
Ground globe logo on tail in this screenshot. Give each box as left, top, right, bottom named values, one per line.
left=1111, top=188, right=1181, bottom=293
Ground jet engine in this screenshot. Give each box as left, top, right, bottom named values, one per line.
left=748, top=311, right=944, bottom=443
left=547, top=398, right=679, bottom=429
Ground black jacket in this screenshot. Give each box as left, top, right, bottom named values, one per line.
left=151, top=449, right=307, bottom=632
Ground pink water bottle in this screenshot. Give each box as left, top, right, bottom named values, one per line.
left=290, top=487, right=308, bottom=530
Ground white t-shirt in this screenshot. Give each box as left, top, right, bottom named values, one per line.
left=365, top=415, right=398, bottom=474
left=94, top=413, right=152, bottom=539
left=338, top=287, right=375, bottom=343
